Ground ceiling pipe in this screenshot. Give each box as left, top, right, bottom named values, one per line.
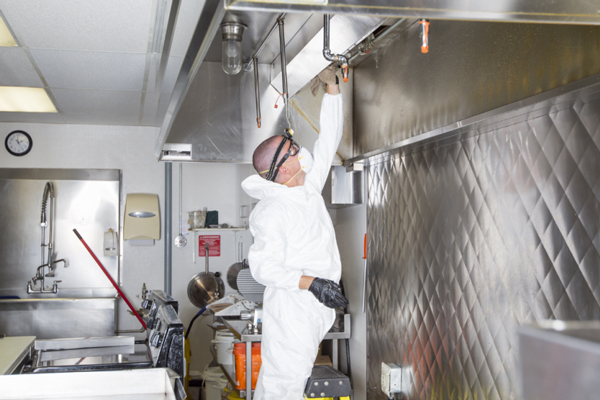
left=323, top=14, right=349, bottom=82
left=253, top=57, right=261, bottom=128
left=243, top=13, right=286, bottom=72
left=164, top=162, right=172, bottom=295
left=277, top=15, right=290, bottom=122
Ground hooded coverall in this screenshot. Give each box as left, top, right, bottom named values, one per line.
left=241, top=93, right=343, bottom=400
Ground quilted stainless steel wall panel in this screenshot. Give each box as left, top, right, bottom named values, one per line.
left=366, top=82, right=600, bottom=399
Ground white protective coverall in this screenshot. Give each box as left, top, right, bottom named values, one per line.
left=241, top=93, right=343, bottom=400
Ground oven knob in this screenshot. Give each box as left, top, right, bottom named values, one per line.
left=151, top=332, right=164, bottom=347
left=151, top=332, right=163, bottom=347
left=142, top=300, right=153, bottom=310
left=147, top=317, right=155, bottom=330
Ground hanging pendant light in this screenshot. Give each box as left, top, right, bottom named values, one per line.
left=221, top=22, right=247, bottom=75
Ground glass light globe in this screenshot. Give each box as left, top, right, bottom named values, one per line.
left=222, top=39, right=242, bottom=75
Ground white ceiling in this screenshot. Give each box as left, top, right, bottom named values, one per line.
left=0, top=0, right=205, bottom=126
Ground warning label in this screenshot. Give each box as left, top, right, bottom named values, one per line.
left=198, top=235, right=221, bottom=257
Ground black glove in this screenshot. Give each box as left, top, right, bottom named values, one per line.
left=308, top=278, right=349, bottom=309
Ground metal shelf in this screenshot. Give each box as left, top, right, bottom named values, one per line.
left=215, top=314, right=351, bottom=400
left=216, top=314, right=352, bottom=342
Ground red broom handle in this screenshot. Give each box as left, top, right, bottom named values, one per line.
left=73, top=229, right=147, bottom=330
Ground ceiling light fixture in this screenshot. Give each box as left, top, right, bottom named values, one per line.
left=0, top=14, right=17, bottom=47
left=0, top=87, right=57, bottom=113
left=220, top=22, right=247, bottom=75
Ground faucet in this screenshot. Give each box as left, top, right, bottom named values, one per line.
left=27, top=259, right=67, bottom=294
left=27, top=278, right=61, bottom=294
left=27, top=182, right=68, bottom=294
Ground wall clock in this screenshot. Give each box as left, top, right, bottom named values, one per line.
left=5, top=130, right=32, bottom=156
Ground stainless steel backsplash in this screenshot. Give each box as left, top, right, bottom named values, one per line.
left=0, top=169, right=120, bottom=298
left=365, top=78, right=600, bottom=399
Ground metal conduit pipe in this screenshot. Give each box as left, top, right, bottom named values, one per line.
left=323, top=14, right=349, bottom=82
left=253, top=57, right=261, bottom=128
left=347, top=18, right=407, bottom=64
left=277, top=15, right=290, bottom=121
left=243, top=13, right=285, bottom=72
left=164, top=162, right=172, bottom=295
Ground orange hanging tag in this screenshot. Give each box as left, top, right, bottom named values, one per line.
left=420, top=19, right=430, bottom=53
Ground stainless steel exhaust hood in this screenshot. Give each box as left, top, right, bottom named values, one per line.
left=155, top=1, right=383, bottom=163
left=227, top=0, right=600, bottom=25
left=156, top=0, right=600, bottom=163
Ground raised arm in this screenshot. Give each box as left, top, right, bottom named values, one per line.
left=305, top=85, right=343, bottom=192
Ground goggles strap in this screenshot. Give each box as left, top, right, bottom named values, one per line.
left=265, top=136, right=289, bottom=181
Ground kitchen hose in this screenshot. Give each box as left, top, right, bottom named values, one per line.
left=184, top=306, right=207, bottom=395
left=186, top=306, right=207, bottom=339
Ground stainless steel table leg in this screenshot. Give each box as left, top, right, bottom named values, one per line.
left=332, top=339, right=338, bottom=370
left=246, top=341, right=252, bottom=400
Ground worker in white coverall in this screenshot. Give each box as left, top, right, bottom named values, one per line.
left=241, top=66, right=348, bottom=400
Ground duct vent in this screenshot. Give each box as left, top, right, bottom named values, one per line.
left=161, top=143, right=192, bottom=161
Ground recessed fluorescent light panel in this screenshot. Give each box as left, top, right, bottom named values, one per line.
left=0, top=15, right=17, bottom=47
left=0, top=87, right=58, bottom=113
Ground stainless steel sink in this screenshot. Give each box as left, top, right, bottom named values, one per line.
left=0, top=298, right=116, bottom=339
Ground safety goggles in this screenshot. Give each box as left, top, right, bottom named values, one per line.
left=263, top=133, right=300, bottom=182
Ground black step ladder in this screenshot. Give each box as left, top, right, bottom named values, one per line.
left=304, top=365, right=352, bottom=400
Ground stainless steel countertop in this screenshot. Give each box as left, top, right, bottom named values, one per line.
left=0, top=336, right=35, bottom=375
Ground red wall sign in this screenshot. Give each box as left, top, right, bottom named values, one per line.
left=198, top=235, right=221, bottom=257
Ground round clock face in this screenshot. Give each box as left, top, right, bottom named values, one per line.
left=5, top=130, right=33, bottom=156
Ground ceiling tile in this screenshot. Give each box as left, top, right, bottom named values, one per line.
left=51, top=88, right=142, bottom=116
left=0, top=47, right=43, bottom=87
left=31, top=50, right=147, bottom=91
left=0, top=0, right=153, bottom=53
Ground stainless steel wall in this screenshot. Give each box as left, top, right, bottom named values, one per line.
left=0, top=298, right=116, bottom=339
left=165, top=61, right=353, bottom=163
left=0, top=169, right=120, bottom=298
left=166, top=61, right=320, bottom=162
left=353, top=20, right=600, bottom=159
left=365, top=76, right=600, bottom=399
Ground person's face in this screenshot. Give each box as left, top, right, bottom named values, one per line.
left=276, top=138, right=301, bottom=172
left=274, top=137, right=306, bottom=186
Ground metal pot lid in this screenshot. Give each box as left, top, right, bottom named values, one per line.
left=187, top=272, right=225, bottom=308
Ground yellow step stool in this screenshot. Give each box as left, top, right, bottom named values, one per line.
left=304, top=365, right=352, bottom=400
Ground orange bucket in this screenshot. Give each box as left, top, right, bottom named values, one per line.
left=233, top=343, right=262, bottom=390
